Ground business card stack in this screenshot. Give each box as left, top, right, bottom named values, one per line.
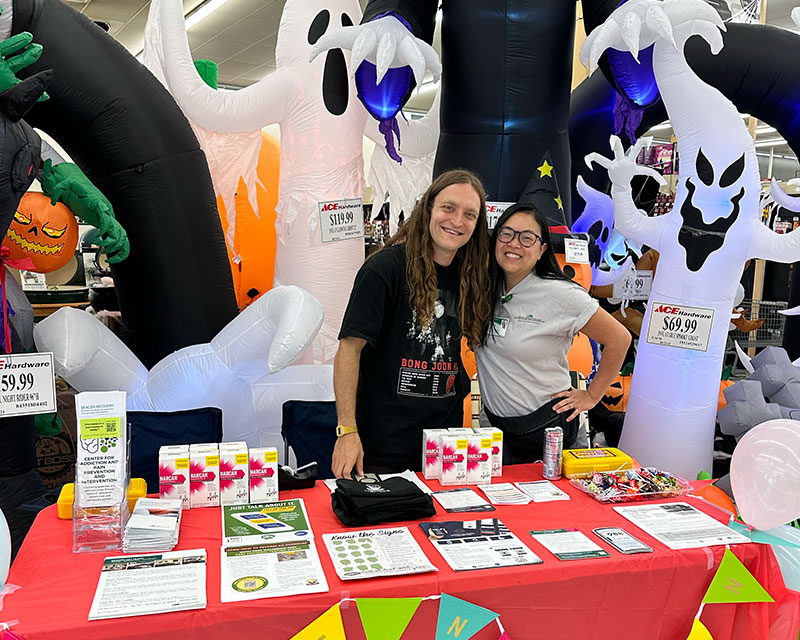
left=122, top=497, right=183, bottom=553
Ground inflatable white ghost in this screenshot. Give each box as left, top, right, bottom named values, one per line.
left=581, top=0, right=800, bottom=479
left=33, top=287, right=333, bottom=458
left=146, top=0, right=440, bottom=364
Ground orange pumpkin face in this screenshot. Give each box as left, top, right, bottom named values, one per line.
left=556, top=254, right=592, bottom=291
left=601, top=373, right=632, bottom=412
left=3, top=193, right=79, bottom=273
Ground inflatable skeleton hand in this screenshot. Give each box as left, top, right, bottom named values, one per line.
left=580, top=0, right=725, bottom=70
left=310, top=14, right=440, bottom=85
left=40, top=159, right=130, bottom=262
left=0, top=25, right=47, bottom=100
left=586, top=136, right=665, bottom=189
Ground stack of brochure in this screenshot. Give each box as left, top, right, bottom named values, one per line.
left=122, top=497, right=182, bottom=553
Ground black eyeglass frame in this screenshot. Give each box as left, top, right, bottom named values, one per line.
left=496, top=226, right=543, bottom=248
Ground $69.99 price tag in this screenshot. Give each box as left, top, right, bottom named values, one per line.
left=646, top=302, right=714, bottom=352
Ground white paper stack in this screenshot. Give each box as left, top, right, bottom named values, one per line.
left=478, top=482, right=532, bottom=505
left=122, top=497, right=182, bottom=553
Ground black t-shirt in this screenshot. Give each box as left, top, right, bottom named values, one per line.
left=339, top=244, right=468, bottom=470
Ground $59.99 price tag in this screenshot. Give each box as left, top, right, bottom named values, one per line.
left=612, top=270, right=652, bottom=300
left=0, top=352, right=56, bottom=416
left=646, top=302, right=714, bottom=352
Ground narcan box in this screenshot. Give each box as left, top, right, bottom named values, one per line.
left=249, top=447, right=278, bottom=503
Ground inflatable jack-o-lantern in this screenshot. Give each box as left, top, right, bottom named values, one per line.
left=602, top=372, right=632, bottom=413
left=3, top=192, right=79, bottom=273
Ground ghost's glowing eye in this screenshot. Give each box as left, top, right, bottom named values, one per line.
left=42, top=224, right=67, bottom=239
left=13, top=209, right=31, bottom=225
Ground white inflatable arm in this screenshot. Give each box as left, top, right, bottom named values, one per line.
left=580, top=0, right=724, bottom=72
left=583, top=138, right=667, bottom=249
left=769, top=178, right=800, bottom=213
left=749, top=216, right=800, bottom=262
left=211, top=286, right=324, bottom=374
left=310, top=15, right=440, bottom=85
left=33, top=308, right=148, bottom=394
left=149, top=0, right=289, bottom=132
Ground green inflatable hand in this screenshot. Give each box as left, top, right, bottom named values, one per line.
left=0, top=20, right=47, bottom=100
left=40, top=159, right=130, bottom=263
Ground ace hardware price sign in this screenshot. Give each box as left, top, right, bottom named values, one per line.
left=0, top=352, right=56, bottom=416
left=646, top=303, right=714, bottom=352
left=612, top=270, right=653, bottom=300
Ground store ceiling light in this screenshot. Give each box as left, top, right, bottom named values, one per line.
left=754, top=138, right=787, bottom=148
left=186, top=0, right=232, bottom=29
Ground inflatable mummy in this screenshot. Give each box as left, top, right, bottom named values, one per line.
left=582, top=0, right=800, bottom=479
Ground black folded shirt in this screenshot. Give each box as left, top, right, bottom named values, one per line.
left=331, top=477, right=436, bottom=527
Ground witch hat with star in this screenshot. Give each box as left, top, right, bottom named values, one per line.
left=517, top=151, right=569, bottom=233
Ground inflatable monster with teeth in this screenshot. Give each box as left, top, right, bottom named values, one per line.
left=582, top=0, right=800, bottom=479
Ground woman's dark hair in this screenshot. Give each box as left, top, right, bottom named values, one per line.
left=483, top=203, right=573, bottom=341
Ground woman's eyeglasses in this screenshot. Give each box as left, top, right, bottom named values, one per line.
left=497, top=226, right=542, bottom=248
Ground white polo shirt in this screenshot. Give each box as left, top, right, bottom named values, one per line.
left=475, top=272, right=598, bottom=418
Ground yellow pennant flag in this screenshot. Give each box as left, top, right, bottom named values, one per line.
left=702, top=549, right=774, bottom=604
left=686, top=618, right=713, bottom=640
left=291, top=604, right=347, bottom=640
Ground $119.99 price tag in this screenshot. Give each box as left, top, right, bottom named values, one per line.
left=646, top=302, right=714, bottom=352
left=0, top=352, right=56, bottom=416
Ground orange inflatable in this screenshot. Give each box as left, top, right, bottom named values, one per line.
left=556, top=254, right=592, bottom=291
left=217, top=130, right=280, bottom=309
left=3, top=193, right=78, bottom=273
left=691, top=484, right=737, bottom=517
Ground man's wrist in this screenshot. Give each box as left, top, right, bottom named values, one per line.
left=336, top=424, right=358, bottom=437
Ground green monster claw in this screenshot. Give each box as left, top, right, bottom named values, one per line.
left=40, top=160, right=130, bottom=263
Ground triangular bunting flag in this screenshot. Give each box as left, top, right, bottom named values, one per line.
left=356, top=597, right=422, bottom=640
left=435, top=593, right=499, bottom=640
left=686, top=618, right=713, bottom=639
left=290, top=603, right=346, bottom=640
left=702, top=549, right=775, bottom=604
left=728, top=520, right=800, bottom=549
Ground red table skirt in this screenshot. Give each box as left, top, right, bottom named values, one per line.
left=2, top=464, right=798, bottom=639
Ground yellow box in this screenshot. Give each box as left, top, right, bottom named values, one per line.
left=562, top=448, right=633, bottom=476
left=57, top=478, right=148, bottom=520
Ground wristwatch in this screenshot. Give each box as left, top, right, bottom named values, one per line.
left=336, top=424, right=358, bottom=437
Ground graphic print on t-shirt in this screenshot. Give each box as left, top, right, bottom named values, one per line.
left=398, top=288, right=461, bottom=398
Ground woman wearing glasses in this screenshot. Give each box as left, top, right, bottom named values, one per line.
left=475, top=204, right=630, bottom=464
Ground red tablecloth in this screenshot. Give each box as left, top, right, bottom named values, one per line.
left=2, top=465, right=798, bottom=640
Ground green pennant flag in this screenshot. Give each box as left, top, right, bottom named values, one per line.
left=356, top=597, right=422, bottom=640
left=702, top=549, right=775, bottom=604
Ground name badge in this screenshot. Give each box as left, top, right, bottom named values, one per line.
left=493, top=317, right=509, bottom=337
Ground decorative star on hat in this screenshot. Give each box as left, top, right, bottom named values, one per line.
left=518, top=151, right=568, bottom=230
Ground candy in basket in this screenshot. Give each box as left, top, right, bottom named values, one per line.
left=569, top=467, right=690, bottom=503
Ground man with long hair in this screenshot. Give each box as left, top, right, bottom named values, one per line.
left=332, top=169, right=491, bottom=477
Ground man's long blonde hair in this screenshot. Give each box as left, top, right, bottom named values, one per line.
left=384, top=169, right=491, bottom=348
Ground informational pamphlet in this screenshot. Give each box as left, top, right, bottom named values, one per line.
left=220, top=541, right=328, bottom=602
left=323, top=470, right=432, bottom=494
left=75, top=391, right=127, bottom=509
left=614, top=502, right=752, bottom=550
left=529, top=528, right=610, bottom=561
left=122, top=497, right=182, bottom=553
left=515, top=480, right=571, bottom=502
left=431, top=488, right=495, bottom=513
left=323, top=527, right=437, bottom=580
left=478, top=483, right=531, bottom=505
left=222, top=499, right=312, bottom=547
left=88, top=549, right=207, bottom=620
left=420, top=518, right=542, bottom=571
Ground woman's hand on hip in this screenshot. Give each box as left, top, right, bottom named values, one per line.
left=552, top=389, right=598, bottom=421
